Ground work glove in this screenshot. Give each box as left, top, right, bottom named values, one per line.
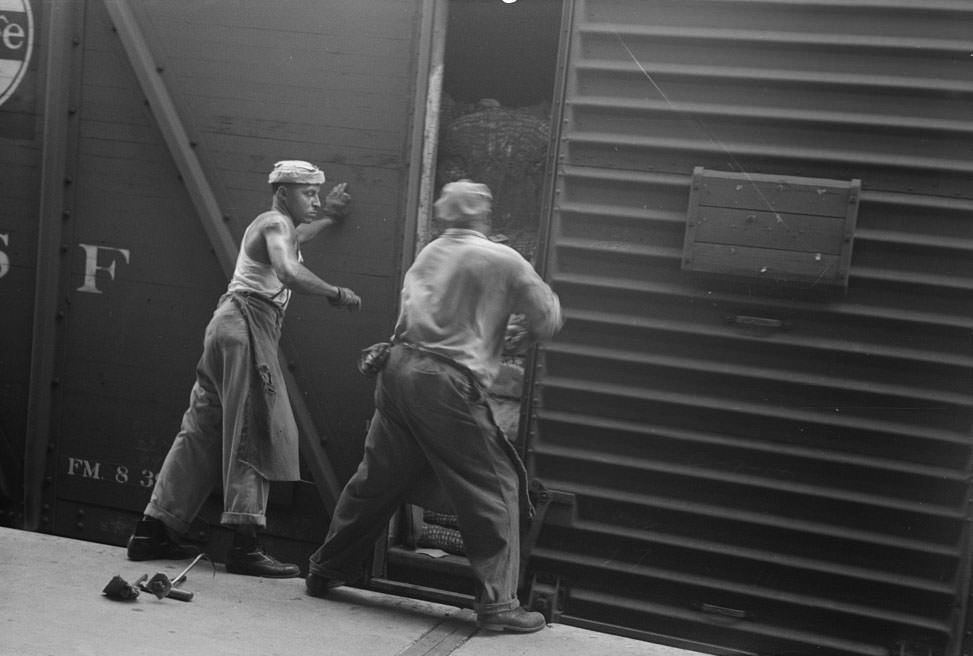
left=321, top=182, right=351, bottom=220
left=503, top=314, right=529, bottom=354
left=329, top=286, right=362, bottom=311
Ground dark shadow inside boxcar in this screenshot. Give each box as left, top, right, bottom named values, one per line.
left=375, top=0, right=565, bottom=608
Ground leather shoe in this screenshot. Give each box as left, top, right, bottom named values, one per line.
left=305, top=572, right=344, bottom=597
left=127, top=517, right=200, bottom=561
left=225, top=544, right=300, bottom=578
left=476, top=607, right=547, bottom=633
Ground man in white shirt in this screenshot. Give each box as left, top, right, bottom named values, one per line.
left=307, top=180, right=562, bottom=633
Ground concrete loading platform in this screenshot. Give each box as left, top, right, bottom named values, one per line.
left=0, top=527, right=706, bottom=656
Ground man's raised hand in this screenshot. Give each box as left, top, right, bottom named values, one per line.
left=322, top=182, right=351, bottom=220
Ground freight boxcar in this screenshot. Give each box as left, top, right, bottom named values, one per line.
left=1, top=1, right=971, bottom=655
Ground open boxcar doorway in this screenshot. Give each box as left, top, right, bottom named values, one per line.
left=369, top=0, right=567, bottom=611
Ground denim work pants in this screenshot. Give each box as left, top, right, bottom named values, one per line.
left=144, top=295, right=282, bottom=533
left=309, top=345, right=522, bottom=614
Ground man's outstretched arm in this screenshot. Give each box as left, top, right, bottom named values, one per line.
left=264, top=217, right=361, bottom=310
left=296, top=182, right=351, bottom=244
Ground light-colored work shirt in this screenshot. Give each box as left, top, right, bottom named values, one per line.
left=393, top=228, right=562, bottom=388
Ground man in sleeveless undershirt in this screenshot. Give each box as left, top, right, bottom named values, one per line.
left=127, top=161, right=361, bottom=577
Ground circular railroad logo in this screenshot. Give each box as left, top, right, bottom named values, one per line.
left=0, top=0, right=33, bottom=108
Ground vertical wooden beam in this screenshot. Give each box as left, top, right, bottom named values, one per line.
left=402, top=0, right=447, bottom=266
left=102, top=0, right=341, bottom=512
left=371, top=0, right=446, bottom=581
left=24, top=0, right=83, bottom=531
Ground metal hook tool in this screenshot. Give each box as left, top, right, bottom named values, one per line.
left=138, top=553, right=212, bottom=602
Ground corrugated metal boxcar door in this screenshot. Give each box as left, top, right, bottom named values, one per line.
left=529, top=1, right=973, bottom=655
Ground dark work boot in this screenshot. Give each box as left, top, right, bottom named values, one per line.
left=126, top=517, right=200, bottom=562
left=225, top=533, right=300, bottom=578
left=476, top=607, right=547, bottom=633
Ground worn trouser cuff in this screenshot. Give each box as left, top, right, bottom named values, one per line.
left=220, top=511, right=266, bottom=527
left=144, top=502, right=191, bottom=535
left=307, top=563, right=355, bottom=581
left=474, top=597, right=521, bottom=615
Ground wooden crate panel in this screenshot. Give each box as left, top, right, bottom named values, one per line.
left=684, top=167, right=860, bottom=287
left=693, top=207, right=846, bottom=255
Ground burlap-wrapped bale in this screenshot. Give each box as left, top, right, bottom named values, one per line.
left=437, top=102, right=550, bottom=248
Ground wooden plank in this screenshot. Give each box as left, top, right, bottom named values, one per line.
left=143, top=4, right=416, bottom=44
left=689, top=242, right=842, bottom=283
left=698, top=173, right=855, bottom=218
left=188, top=110, right=405, bottom=150
left=409, top=0, right=445, bottom=258
left=694, top=207, right=846, bottom=255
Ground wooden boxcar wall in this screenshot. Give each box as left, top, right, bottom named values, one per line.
left=0, top=0, right=37, bottom=521
left=529, top=0, right=973, bottom=655
left=0, top=0, right=426, bottom=561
